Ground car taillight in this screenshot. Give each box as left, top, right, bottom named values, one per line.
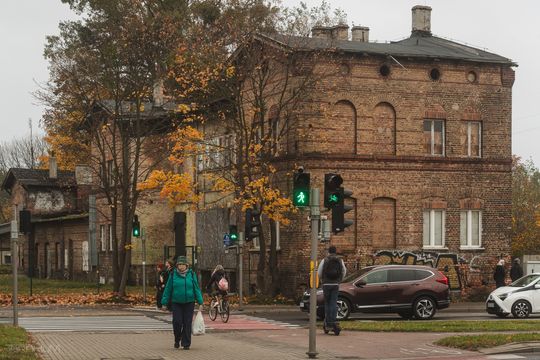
left=436, top=271, right=449, bottom=286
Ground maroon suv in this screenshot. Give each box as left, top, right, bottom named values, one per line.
left=300, top=265, right=450, bottom=320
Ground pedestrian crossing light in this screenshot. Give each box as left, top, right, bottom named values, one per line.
left=245, top=208, right=261, bottom=241
left=324, top=173, right=343, bottom=209
left=293, top=169, right=310, bottom=207
left=229, top=225, right=238, bottom=244
left=132, top=215, right=140, bottom=237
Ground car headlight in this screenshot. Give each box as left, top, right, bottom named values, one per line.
left=498, top=293, right=508, bottom=301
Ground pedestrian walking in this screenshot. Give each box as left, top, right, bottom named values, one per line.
left=161, top=256, right=204, bottom=350
left=317, top=246, right=346, bottom=335
left=493, top=259, right=506, bottom=288
left=510, top=258, right=523, bottom=282
left=155, top=263, right=165, bottom=309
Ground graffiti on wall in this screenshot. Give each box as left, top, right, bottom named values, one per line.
left=373, top=250, right=462, bottom=290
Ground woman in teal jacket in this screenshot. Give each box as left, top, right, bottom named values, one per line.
left=161, top=256, right=203, bottom=350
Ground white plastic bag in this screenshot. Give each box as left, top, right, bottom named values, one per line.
left=192, top=308, right=205, bottom=335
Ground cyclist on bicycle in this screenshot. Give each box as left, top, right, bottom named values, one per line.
left=206, top=264, right=229, bottom=299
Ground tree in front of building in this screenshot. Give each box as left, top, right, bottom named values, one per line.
left=511, top=156, right=540, bottom=256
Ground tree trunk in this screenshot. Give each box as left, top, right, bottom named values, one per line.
left=111, top=205, right=120, bottom=292
left=269, top=219, right=280, bottom=296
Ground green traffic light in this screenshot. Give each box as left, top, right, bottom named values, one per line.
left=133, top=229, right=140, bottom=237
left=328, top=192, right=341, bottom=205
left=293, top=189, right=309, bottom=207
left=230, top=233, right=238, bottom=240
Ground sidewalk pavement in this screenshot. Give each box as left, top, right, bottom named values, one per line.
left=32, top=326, right=480, bottom=360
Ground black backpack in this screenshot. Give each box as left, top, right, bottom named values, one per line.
left=323, top=255, right=343, bottom=282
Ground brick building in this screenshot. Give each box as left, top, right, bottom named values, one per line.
left=1, top=161, right=90, bottom=280
left=198, top=5, right=516, bottom=296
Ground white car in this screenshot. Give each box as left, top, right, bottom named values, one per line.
left=486, top=273, right=540, bottom=318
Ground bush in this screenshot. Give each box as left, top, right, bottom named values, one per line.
left=0, top=265, right=11, bottom=275
left=460, top=285, right=493, bottom=302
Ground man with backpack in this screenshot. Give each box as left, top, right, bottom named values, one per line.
left=317, top=246, right=346, bottom=335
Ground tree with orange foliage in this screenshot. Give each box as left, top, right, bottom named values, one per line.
left=512, top=156, right=540, bottom=256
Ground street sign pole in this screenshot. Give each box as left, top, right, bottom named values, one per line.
left=238, top=232, right=244, bottom=310
left=142, top=228, right=147, bottom=304
left=307, top=188, right=320, bottom=359
left=11, top=206, right=19, bottom=326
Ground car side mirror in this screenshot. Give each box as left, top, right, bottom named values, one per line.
left=535, top=284, right=540, bottom=289
left=356, top=280, right=366, bottom=287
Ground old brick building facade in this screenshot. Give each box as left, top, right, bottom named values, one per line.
left=198, top=5, right=516, bottom=296
left=1, top=162, right=90, bottom=280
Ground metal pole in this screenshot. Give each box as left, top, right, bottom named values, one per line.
left=142, top=228, right=147, bottom=304
left=238, top=232, right=244, bottom=310
left=307, top=188, right=320, bottom=359
left=11, top=207, right=19, bottom=326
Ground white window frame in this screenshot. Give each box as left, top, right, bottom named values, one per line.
left=252, top=221, right=280, bottom=251
left=423, top=210, right=446, bottom=249
left=100, top=225, right=106, bottom=252
left=464, top=121, right=482, bottom=157
left=108, top=224, right=114, bottom=251
left=460, top=210, right=482, bottom=248
left=82, top=241, right=89, bottom=272
left=424, top=119, right=445, bottom=156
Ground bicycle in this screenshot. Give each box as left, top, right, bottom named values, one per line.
left=208, top=293, right=230, bottom=323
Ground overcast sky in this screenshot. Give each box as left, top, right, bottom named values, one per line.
left=1, top=0, right=539, bottom=165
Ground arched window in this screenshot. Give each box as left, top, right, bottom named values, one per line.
left=331, top=100, right=357, bottom=154
left=372, top=197, right=396, bottom=249
left=373, top=102, right=396, bottom=155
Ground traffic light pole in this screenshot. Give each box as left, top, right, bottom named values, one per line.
left=142, top=228, right=146, bottom=304
left=307, top=188, right=319, bottom=359
left=238, top=232, right=244, bottom=310
left=11, top=206, right=19, bottom=326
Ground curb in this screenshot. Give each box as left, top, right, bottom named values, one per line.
left=479, top=342, right=540, bottom=355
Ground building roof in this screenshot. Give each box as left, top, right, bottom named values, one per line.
left=1, top=168, right=76, bottom=192
left=258, top=32, right=516, bottom=66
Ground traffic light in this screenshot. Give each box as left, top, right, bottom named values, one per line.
left=332, top=186, right=354, bottom=234
left=132, top=215, right=140, bottom=237
left=229, top=225, right=238, bottom=245
left=245, top=208, right=261, bottom=241
left=324, top=173, right=343, bottom=209
left=293, top=169, right=310, bottom=207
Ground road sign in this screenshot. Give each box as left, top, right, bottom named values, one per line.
left=223, top=234, right=231, bottom=247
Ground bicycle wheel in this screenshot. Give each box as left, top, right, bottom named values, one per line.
left=209, top=299, right=218, bottom=321
left=220, top=300, right=230, bottom=323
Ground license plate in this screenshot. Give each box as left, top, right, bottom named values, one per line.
left=487, top=302, right=495, bottom=308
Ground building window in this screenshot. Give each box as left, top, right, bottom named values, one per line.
left=253, top=221, right=280, bottom=250
left=100, top=225, right=106, bottom=252
left=460, top=121, right=481, bottom=157
left=423, top=120, right=445, bottom=156
left=55, top=243, right=60, bottom=270
left=460, top=210, right=482, bottom=248
left=109, top=224, right=114, bottom=251
left=423, top=210, right=445, bottom=248
left=82, top=241, right=89, bottom=272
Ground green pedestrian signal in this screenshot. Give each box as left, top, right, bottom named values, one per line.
left=132, top=215, right=140, bottom=237
left=229, top=225, right=238, bottom=242
left=293, top=169, right=310, bottom=207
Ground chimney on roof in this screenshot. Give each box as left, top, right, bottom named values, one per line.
left=153, top=79, right=164, bottom=108
left=332, top=24, right=349, bottom=40
left=311, top=26, right=332, bottom=40
left=411, top=5, right=432, bottom=35
left=49, top=153, right=57, bottom=180
left=351, top=26, right=369, bottom=42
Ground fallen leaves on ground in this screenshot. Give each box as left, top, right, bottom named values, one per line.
left=0, top=292, right=147, bottom=306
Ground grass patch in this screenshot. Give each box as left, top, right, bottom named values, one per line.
left=435, top=333, right=540, bottom=351
left=0, top=324, right=39, bottom=360
left=340, top=319, right=540, bottom=332
left=0, top=275, right=143, bottom=296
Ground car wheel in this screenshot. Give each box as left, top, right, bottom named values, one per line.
left=397, top=311, right=414, bottom=320
left=413, top=296, right=436, bottom=320
left=336, top=297, right=351, bottom=320
left=495, top=313, right=509, bottom=318
left=511, top=300, right=531, bottom=319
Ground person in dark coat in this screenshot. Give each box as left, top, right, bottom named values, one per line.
left=155, top=263, right=165, bottom=309
left=206, top=265, right=229, bottom=298
left=493, top=259, right=506, bottom=288
left=510, top=258, right=524, bottom=282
